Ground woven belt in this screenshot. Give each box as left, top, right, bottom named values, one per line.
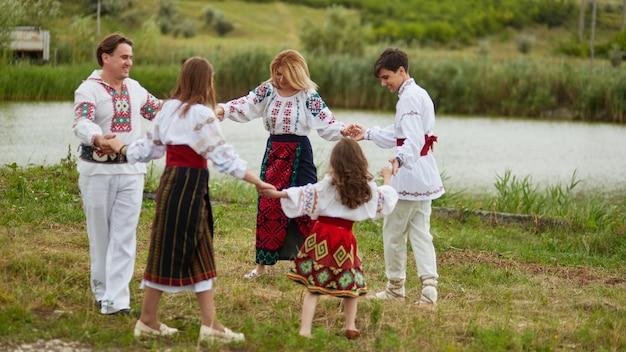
left=79, top=144, right=127, bottom=164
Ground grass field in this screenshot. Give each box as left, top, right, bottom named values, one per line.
left=0, top=159, right=624, bottom=351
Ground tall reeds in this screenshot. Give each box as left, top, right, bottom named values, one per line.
left=1, top=50, right=625, bottom=123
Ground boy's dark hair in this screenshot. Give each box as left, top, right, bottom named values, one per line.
left=373, top=48, right=409, bottom=78
left=96, top=33, right=134, bottom=67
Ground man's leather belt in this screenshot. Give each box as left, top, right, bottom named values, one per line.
left=80, top=144, right=127, bottom=164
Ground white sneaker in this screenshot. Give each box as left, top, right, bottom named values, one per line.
left=198, top=325, right=245, bottom=343
left=133, top=320, right=179, bottom=337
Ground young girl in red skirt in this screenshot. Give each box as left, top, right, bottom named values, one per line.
left=260, top=137, right=398, bottom=339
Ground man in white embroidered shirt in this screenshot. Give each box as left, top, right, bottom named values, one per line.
left=351, top=48, right=445, bottom=307
left=72, top=32, right=161, bottom=315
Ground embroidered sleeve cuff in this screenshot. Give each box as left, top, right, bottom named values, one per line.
left=90, top=134, right=100, bottom=148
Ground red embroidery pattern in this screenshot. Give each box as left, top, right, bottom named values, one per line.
left=100, top=82, right=132, bottom=133
left=140, top=94, right=161, bottom=121
left=271, top=100, right=282, bottom=130
left=255, top=85, right=269, bottom=102
left=307, top=94, right=323, bottom=112
left=73, top=102, right=95, bottom=127
left=397, top=185, right=444, bottom=198
left=402, top=110, right=420, bottom=118
left=317, top=111, right=336, bottom=124
left=111, top=91, right=132, bottom=132
left=283, top=101, right=293, bottom=132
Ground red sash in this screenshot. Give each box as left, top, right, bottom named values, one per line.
left=317, top=216, right=354, bottom=230
left=166, top=145, right=207, bottom=168
left=396, top=135, right=438, bottom=156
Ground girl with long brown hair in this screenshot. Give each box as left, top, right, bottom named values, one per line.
left=109, top=57, right=274, bottom=344
left=260, top=137, right=398, bottom=339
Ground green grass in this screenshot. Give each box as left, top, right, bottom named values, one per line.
left=0, top=156, right=625, bottom=351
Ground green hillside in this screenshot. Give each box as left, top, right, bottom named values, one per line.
left=10, top=0, right=625, bottom=64
left=57, top=0, right=338, bottom=58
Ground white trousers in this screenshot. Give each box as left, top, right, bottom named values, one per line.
left=382, top=199, right=438, bottom=281
left=78, top=173, right=143, bottom=314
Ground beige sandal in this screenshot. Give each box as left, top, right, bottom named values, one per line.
left=415, top=277, right=438, bottom=308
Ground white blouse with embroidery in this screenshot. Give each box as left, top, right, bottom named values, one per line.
left=126, top=99, right=248, bottom=179
left=280, top=174, right=398, bottom=221
left=218, top=83, right=345, bottom=140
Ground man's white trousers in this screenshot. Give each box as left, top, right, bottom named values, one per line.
left=79, top=173, right=143, bottom=314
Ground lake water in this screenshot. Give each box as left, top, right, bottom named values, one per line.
left=1, top=101, right=625, bottom=193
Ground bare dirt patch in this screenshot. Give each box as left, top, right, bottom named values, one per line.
left=439, top=249, right=624, bottom=287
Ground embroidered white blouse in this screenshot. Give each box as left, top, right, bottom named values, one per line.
left=280, top=174, right=398, bottom=221
left=218, top=83, right=345, bottom=140
left=125, top=99, right=248, bottom=179
left=364, top=79, right=445, bottom=201
left=73, top=70, right=161, bottom=176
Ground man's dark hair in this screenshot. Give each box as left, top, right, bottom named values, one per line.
left=96, top=33, right=134, bottom=67
left=373, top=48, right=409, bottom=78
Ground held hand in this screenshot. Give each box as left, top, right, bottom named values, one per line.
left=380, top=164, right=393, bottom=185
left=255, top=181, right=276, bottom=194
left=95, top=134, right=117, bottom=155
left=387, top=158, right=399, bottom=176
left=344, top=124, right=365, bottom=141
left=106, top=137, right=124, bottom=154
left=259, top=188, right=289, bottom=199
left=342, top=124, right=356, bottom=137
left=215, top=106, right=225, bottom=122
left=259, top=188, right=286, bottom=198
left=380, top=165, right=393, bottom=179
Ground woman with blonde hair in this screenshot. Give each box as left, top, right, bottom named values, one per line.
left=216, top=50, right=358, bottom=279
left=109, top=57, right=274, bottom=344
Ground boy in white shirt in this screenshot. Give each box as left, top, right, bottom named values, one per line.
left=352, top=48, right=445, bottom=306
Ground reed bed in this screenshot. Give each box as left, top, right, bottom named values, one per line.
left=1, top=50, right=625, bottom=123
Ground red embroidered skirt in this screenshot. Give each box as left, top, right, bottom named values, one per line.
left=287, top=218, right=367, bottom=298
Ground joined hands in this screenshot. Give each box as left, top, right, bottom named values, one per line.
left=343, top=124, right=365, bottom=140
left=94, top=133, right=123, bottom=155
left=255, top=181, right=277, bottom=195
